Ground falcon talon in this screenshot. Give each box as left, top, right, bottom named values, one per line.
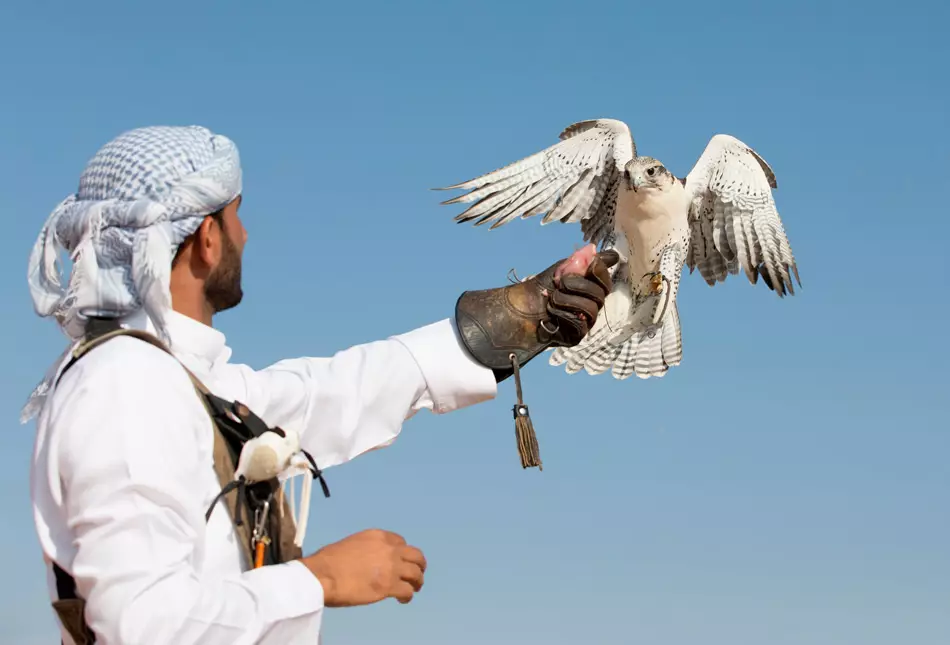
left=642, top=271, right=667, bottom=296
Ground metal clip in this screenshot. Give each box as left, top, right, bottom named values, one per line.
left=251, top=499, right=271, bottom=569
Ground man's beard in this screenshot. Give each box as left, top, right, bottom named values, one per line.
left=205, top=232, right=243, bottom=313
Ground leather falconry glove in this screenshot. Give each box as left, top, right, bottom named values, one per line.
left=454, top=247, right=620, bottom=470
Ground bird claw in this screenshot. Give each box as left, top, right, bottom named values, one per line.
left=644, top=272, right=666, bottom=296
left=639, top=271, right=674, bottom=325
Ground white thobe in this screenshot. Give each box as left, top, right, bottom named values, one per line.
left=30, top=309, right=498, bottom=644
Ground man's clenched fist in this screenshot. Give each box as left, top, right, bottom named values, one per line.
left=454, top=243, right=619, bottom=373
left=301, top=529, right=427, bottom=607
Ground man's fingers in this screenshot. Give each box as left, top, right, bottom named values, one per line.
left=392, top=580, right=418, bottom=604
left=382, top=531, right=407, bottom=546
left=557, top=274, right=608, bottom=304
left=546, top=306, right=591, bottom=343
left=596, top=249, right=621, bottom=269
left=549, top=289, right=601, bottom=324
left=399, top=545, right=427, bottom=572
left=397, top=560, right=425, bottom=591
left=585, top=255, right=615, bottom=294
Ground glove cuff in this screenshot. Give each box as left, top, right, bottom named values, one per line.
left=454, top=283, right=553, bottom=375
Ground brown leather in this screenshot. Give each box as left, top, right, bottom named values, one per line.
left=191, top=369, right=302, bottom=567
left=455, top=250, right=619, bottom=371
left=209, top=417, right=257, bottom=565
left=52, top=598, right=96, bottom=645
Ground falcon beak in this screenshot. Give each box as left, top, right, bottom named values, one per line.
left=629, top=171, right=644, bottom=192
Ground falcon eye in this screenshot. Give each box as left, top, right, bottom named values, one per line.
left=647, top=167, right=655, bottom=176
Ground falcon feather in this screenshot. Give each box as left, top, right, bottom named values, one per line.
left=436, top=120, right=801, bottom=381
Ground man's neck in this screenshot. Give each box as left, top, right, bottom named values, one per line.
left=170, top=297, right=214, bottom=328
left=152, top=305, right=231, bottom=369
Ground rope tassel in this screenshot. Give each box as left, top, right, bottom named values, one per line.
left=510, top=353, right=542, bottom=470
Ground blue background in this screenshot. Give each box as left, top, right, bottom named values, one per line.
left=1, top=1, right=947, bottom=643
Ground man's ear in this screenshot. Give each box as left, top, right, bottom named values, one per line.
left=193, top=215, right=222, bottom=268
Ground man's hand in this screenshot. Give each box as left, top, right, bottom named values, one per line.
left=300, top=529, right=427, bottom=607
left=454, top=244, right=619, bottom=373
left=535, top=245, right=619, bottom=347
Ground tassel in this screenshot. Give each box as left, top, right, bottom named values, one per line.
left=510, top=353, right=542, bottom=470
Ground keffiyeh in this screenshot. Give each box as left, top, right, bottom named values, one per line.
left=22, top=125, right=242, bottom=421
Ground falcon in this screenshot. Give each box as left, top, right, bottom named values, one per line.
left=435, top=118, right=801, bottom=380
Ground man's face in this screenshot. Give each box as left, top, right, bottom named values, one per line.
left=205, top=196, right=247, bottom=314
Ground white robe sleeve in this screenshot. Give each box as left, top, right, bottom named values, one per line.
left=50, top=337, right=325, bottom=644
left=207, top=318, right=498, bottom=469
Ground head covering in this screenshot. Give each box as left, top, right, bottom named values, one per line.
left=22, top=125, right=242, bottom=422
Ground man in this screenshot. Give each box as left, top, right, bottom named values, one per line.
left=23, top=125, right=616, bottom=644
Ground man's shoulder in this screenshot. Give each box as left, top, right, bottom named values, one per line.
left=73, top=333, right=181, bottom=370
left=54, top=333, right=194, bottom=398
left=42, top=333, right=214, bottom=491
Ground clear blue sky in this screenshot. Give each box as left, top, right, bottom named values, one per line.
left=1, top=1, right=947, bottom=643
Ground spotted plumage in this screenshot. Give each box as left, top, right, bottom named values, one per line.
left=436, top=118, right=801, bottom=380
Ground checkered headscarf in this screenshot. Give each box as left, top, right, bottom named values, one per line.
left=23, top=125, right=242, bottom=421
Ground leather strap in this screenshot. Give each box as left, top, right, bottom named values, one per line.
left=48, top=322, right=304, bottom=643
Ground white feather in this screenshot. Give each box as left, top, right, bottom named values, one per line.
left=684, top=134, right=800, bottom=296
left=441, top=121, right=802, bottom=384
left=437, top=119, right=636, bottom=247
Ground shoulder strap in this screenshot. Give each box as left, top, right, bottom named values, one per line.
left=56, top=325, right=260, bottom=558
left=56, top=328, right=168, bottom=381
left=58, top=326, right=212, bottom=397
left=60, top=324, right=312, bottom=555
left=48, top=320, right=311, bottom=644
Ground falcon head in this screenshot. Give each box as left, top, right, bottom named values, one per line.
left=624, top=157, right=674, bottom=193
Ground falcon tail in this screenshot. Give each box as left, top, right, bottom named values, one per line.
left=549, top=281, right=684, bottom=380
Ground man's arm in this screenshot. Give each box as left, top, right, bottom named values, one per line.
left=53, top=339, right=325, bottom=644
left=209, top=250, right=618, bottom=471
left=214, top=318, right=498, bottom=470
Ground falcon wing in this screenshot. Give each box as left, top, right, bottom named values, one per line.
left=684, top=134, right=801, bottom=296
left=436, top=119, right=636, bottom=248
